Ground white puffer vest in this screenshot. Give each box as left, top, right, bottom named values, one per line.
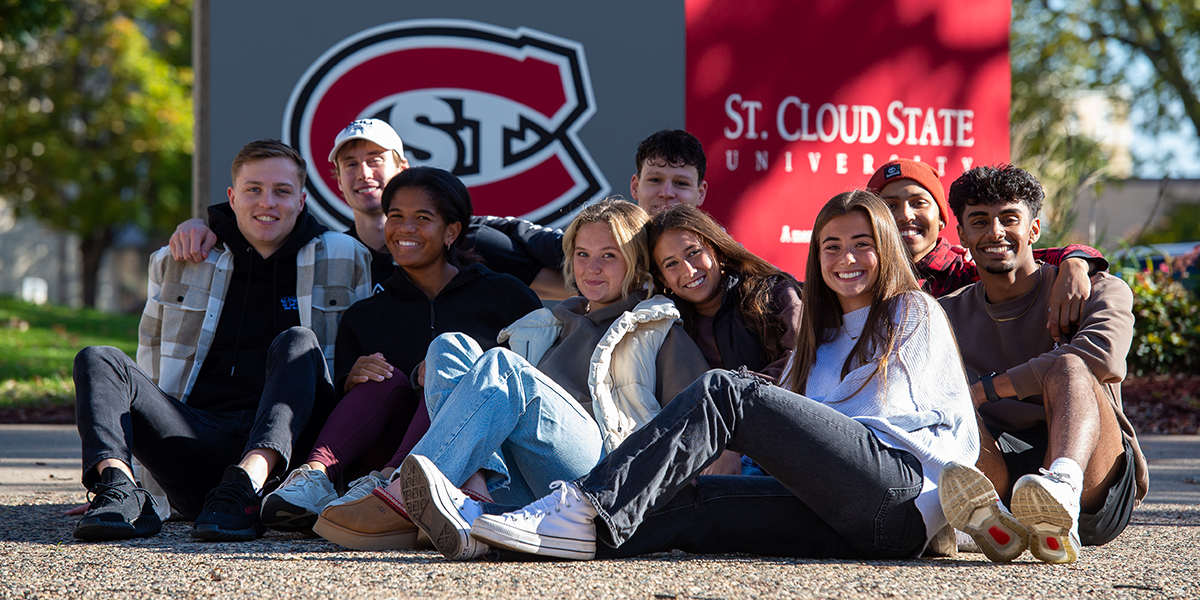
left=498, top=295, right=681, bottom=452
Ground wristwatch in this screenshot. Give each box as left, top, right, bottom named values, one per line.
left=980, top=372, right=1001, bottom=403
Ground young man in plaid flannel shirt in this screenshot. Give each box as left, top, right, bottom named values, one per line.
left=867, top=159, right=1107, bottom=341
left=71, top=140, right=372, bottom=543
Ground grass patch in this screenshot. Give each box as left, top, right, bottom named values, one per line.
left=0, top=295, right=139, bottom=409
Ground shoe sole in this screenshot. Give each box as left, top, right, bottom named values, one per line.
left=399, top=455, right=485, bottom=560
left=261, top=494, right=320, bottom=533
left=74, top=513, right=161, bottom=542
left=310, top=514, right=421, bottom=550
left=1011, top=477, right=1079, bottom=564
left=470, top=514, right=595, bottom=560
left=189, top=523, right=265, bottom=542
left=939, top=462, right=1029, bottom=562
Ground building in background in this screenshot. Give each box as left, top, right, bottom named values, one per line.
left=0, top=196, right=153, bottom=312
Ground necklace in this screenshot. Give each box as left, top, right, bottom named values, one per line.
left=985, top=268, right=1043, bottom=322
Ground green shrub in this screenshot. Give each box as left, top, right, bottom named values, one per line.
left=1118, top=255, right=1200, bottom=377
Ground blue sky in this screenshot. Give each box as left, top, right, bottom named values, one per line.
left=1118, top=49, right=1199, bottom=179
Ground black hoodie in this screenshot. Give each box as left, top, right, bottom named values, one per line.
left=186, top=203, right=328, bottom=412
left=332, top=262, right=540, bottom=395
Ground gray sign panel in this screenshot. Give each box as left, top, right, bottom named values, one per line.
left=207, top=0, right=685, bottom=229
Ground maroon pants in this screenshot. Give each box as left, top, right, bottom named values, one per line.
left=306, top=373, right=431, bottom=480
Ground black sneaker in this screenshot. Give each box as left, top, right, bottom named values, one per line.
left=190, top=465, right=266, bottom=541
left=74, top=467, right=162, bottom=541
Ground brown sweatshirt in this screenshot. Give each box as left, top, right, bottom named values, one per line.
left=938, top=263, right=1147, bottom=503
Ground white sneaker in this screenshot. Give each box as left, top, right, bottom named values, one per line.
left=261, top=465, right=337, bottom=532
left=938, top=462, right=1029, bottom=562
left=1011, top=469, right=1081, bottom=564
left=325, top=471, right=390, bottom=510
left=955, top=528, right=982, bottom=554
left=470, top=481, right=597, bottom=560
left=398, top=455, right=488, bottom=560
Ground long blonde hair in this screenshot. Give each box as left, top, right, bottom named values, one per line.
left=786, top=191, right=921, bottom=395
left=561, top=197, right=652, bottom=300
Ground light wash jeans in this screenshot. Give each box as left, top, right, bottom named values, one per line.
left=411, top=332, right=604, bottom=506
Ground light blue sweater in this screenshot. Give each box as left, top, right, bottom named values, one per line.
left=801, top=291, right=978, bottom=548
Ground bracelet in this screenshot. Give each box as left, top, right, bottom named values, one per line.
left=980, top=372, right=1001, bottom=403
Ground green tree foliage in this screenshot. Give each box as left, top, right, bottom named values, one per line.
left=1013, top=0, right=1200, bottom=171
left=0, top=0, right=192, bottom=307
left=0, top=0, right=69, bottom=35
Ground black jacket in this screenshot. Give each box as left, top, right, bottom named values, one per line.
left=332, top=263, right=541, bottom=394
left=689, top=273, right=801, bottom=378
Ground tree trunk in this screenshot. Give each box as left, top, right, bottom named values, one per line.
left=78, top=226, right=114, bottom=308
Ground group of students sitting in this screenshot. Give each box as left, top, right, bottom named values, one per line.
left=68, top=124, right=1145, bottom=567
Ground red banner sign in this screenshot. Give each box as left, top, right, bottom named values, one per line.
left=686, top=0, right=1012, bottom=278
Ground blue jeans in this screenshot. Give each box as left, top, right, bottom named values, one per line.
left=575, top=369, right=927, bottom=559
left=412, top=333, right=603, bottom=506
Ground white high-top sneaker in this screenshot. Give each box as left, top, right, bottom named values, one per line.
left=1011, top=469, right=1082, bottom=564
left=470, top=480, right=598, bottom=560
left=399, top=455, right=488, bottom=560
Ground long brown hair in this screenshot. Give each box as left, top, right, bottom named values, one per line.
left=785, top=190, right=921, bottom=395
left=648, top=204, right=798, bottom=361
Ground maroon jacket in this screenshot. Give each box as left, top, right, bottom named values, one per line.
left=916, top=237, right=1107, bottom=298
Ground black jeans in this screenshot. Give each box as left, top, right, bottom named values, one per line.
left=577, top=369, right=928, bottom=559
left=74, top=327, right=335, bottom=520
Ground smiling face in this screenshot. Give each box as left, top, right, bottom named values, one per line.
left=227, top=156, right=306, bottom=258
left=631, top=159, right=708, bottom=214
left=958, top=200, right=1040, bottom=276
left=572, top=221, right=630, bottom=310
left=879, top=179, right=942, bottom=262
left=336, top=141, right=407, bottom=215
left=653, top=229, right=723, bottom=315
left=818, top=211, right=880, bottom=313
left=384, top=186, right=462, bottom=273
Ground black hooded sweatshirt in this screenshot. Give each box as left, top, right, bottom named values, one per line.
left=332, top=263, right=540, bottom=395
left=186, top=203, right=328, bottom=412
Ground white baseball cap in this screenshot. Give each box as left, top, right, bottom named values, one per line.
left=328, top=118, right=405, bottom=163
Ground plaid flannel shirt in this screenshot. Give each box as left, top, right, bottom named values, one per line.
left=136, top=232, right=372, bottom=403
left=917, top=237, right=1106, bottom=298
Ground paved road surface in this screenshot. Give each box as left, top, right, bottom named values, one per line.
left=2, top=425, right=1197, bottom=599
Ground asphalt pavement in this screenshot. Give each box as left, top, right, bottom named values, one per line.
left=1, top=425, right=1197, bottom=599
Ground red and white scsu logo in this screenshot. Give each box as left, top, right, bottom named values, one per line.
left=283, top=19, right=609, bottom=229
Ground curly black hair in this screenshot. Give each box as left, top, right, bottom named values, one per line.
left=634, top=129, right=707, bottom=181
left=947, top=164, right=1044, bottom=223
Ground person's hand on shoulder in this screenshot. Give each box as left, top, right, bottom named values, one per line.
left=1047, top=258, right=1092, bottom=342
left=169, top=218, right=218, bottom=263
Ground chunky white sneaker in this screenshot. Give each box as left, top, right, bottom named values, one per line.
left=470, top=481, right=598, bottom=560
left=399, top=455, right=488, bottom=560
left=261, top=465, right=337, bottom=532
left=1011, top=469, right=1081, bottom=564
left=325, top=471, right=390, bottom=510
left=938, top=462, right=1029, bottom=562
